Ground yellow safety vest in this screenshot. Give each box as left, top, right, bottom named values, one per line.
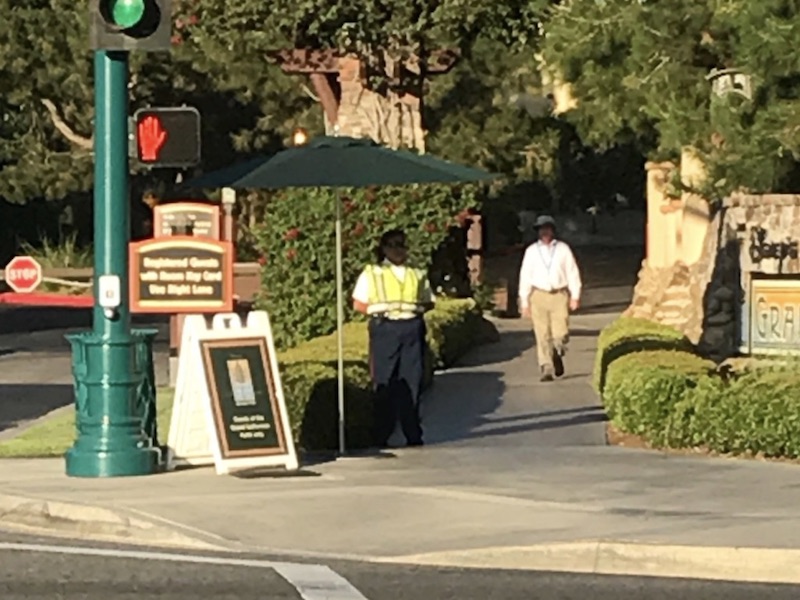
left=364, top=264, right=427, bottom=318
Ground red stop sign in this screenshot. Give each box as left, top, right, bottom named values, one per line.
left=4, top=256, right=43, bottom=294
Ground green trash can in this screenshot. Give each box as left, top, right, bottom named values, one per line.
left=65, top=329, right=161, bottom=477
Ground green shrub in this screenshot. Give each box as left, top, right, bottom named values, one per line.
left=593, top=317, right=692, bottom=394
left=601, top=340, right=800, bottom=459
left=604, top=350, right=714, bottom=445
left=685, top=368, right=800, bottom=458
left=277, top=298, right=492, bottom=451
left=253, top=185, right=480, bottom=348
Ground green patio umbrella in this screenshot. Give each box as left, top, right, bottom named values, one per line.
left=184, top=135, right=498, bottom=455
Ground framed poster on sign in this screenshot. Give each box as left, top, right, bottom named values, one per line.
left=200, top=337, right=289, bottom=459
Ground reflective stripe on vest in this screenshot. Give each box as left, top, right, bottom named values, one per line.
left=366, top=265, right=425, bottom=316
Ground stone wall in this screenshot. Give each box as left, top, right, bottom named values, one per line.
left=626, top=193, right=800, bottom=361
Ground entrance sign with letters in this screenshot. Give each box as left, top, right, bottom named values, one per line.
left=748, top=278, right=800, bottom=354
left=166, top=311, right=298, bottom=475
left=129, top=237, right=233, bottom=313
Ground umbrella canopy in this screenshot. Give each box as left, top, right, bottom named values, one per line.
left=183, top=135, right=498, bottom=190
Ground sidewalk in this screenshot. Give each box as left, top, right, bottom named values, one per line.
left=2, top=311, right=800, bottom=583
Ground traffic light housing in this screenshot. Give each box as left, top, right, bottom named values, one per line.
left=90, top=0, right=172, bottom=51
left=134, top=107, right=201, bottom=168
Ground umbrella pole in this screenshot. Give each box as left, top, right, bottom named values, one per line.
left=335, top=196, right=346, bottom=456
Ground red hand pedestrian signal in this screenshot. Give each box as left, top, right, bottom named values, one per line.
left=137, top=115, right=168, bottom=161
left=133, top=107, right=201, bottom=167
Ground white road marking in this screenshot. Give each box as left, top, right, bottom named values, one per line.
left=273, top=562, right=369, bottom=600
left=0, top=542, right=369, bottom=599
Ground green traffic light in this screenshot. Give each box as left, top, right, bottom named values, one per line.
left=109, top=0, right=146, bottom=28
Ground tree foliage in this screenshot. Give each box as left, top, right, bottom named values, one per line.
left=541, top=0, right=800, bottom=195
left=0, top=0, right=552, bottom=206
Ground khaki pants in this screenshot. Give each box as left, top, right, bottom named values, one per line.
left=529, top=289, right=570, bottom=372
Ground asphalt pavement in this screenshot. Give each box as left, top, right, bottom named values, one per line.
left=1, top=532, right=799, bottom=600
left=0, top=305, right=169, bottom=437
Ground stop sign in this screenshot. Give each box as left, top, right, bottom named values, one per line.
left=4, top=256, right=43, bottom=294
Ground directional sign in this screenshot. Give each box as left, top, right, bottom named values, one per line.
left=4, top=256, right=43, bottom=294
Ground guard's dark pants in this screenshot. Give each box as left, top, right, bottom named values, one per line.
left=369, top=316, right=425, bottom=447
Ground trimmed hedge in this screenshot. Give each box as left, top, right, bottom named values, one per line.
left=597, top=317, right=800, bottom=459
left=603, top=349, right=715, bottom=446
left=593, top=316, right=691, bottom=394
left=278, top=298, right=492, bottom=451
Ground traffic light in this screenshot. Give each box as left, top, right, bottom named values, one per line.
left=134, top=107, right=201, bottom=168
left=90, top=0, right=172, bottom=51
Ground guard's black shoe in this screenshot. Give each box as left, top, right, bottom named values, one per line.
left=407, top=439, right=424, bottom=447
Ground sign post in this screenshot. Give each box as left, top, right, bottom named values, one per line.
left=4, top=256, right=43, bottom=294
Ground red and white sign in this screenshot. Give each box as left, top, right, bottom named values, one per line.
left=4, top=256, right=43, bottom=294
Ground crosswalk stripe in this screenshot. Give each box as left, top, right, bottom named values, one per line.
left=274, top=562, right=369, bottom=600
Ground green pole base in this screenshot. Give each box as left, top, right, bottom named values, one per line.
left=65, top=445, right=159, bottom=478
left=65, top=332, right=160, bottom=479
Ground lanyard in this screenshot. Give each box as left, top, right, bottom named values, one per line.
left=537, top=241, right=557, bottom=271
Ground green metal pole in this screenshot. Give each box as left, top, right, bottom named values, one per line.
left=65, top=50, right=158, bottom=477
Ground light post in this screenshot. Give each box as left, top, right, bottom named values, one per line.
left=66, top=50, right=159, bottom=477
left=67, top=0, right=172, bottom=477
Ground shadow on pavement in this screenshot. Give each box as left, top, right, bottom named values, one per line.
left=420, top=371, right=506, bottom=445
left=577, top=301, right=631, bottom=316
left=468, top=407, right=608, bottom=441
left=482, top=405, right=603, bottom=425
left=0, top=383, right=73, bottom=434
left=457, top=330, right=533, bottom=368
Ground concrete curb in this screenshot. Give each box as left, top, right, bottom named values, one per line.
left=0, top=493, right=226, bottom=552
left=375, top=541, right=800, bottom=585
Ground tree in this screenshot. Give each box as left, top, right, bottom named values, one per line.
left=0, top=0, right=314, bottom=205
left=0, top=1, right=94, bottom=203
left=540, top=0, right=800, bottom=196
left=172, top=0, right=550, bottom=148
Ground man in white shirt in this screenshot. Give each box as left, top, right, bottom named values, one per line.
left=517, top=215, right=582, bottom=382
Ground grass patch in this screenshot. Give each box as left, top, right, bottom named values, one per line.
left=0, top=388, right=175, bottom=459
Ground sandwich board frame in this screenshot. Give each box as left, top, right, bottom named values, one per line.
left=166, top=311, right=299, bottom=475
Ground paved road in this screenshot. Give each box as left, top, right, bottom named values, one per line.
left=1, top=532, right=798, bottom=600
left=0, top=305, right=169, bottom=436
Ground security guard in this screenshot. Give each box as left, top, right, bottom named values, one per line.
left=352, top=229, right=434, bottom=448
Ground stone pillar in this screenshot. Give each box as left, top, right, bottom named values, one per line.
left=466, top=214, right=483, bottom=285
left=645, top=161, right=677, bottom=268
left=680, top=147, right=711, bottom=266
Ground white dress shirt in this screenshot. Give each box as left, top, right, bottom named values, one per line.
left=518, top=239, right=582, bottom=309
